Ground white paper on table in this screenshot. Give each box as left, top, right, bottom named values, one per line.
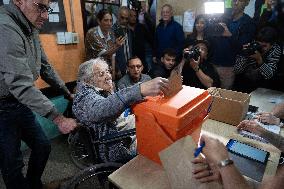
left=183, top=10, right=195, bottom=33
left=240, top=113, right=280, bottom=142
left=268, top=97, right=283, bottom=104
left=256, top=120, right=281, bottom=134
left=239, top=130, right=268, bottom=143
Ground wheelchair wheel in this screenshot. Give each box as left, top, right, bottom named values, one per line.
left=60, top=162, right=122, bottom=189
left=68, top=131, right=94, bottom=169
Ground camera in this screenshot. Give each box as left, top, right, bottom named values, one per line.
left=241, top=41, right=262, bottom=56
left=184, top=46, right=200, bottom=61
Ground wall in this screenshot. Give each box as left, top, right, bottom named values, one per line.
left=35, top=0, right=85, bottom=89
left=156, top=0, right=256, bottom=21
left=156, top=0, right=207, bottom=23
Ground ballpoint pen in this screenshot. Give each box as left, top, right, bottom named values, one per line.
left=194, top=142, right=205, bottom=158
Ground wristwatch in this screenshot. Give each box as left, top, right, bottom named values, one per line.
left=218, top=159, right=234, bottom=168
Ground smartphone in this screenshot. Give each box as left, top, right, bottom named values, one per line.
left=226, top=139, right=269, bottom=164
left=114, top=26, right=126, bottom=38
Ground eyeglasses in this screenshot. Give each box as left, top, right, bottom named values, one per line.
left=128, top=65, right=143, bottom=69
left=33, top=2, right=53, bottom=14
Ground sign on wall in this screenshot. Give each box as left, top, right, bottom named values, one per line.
left=0, top=0, right=10, bottom=5
left=40, top=0, right=67, bottom=33
left=0, top=0, right=67, bottom=34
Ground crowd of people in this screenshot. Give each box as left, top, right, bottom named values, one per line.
left=0, top=0, right=284, bottom=189
left=84, top=0, right=283, bottom=93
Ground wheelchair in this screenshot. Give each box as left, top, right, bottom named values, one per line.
left=61, top=124, right=136, bottom=189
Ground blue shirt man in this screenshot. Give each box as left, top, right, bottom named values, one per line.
left=153, top=4, right=184, bottom=62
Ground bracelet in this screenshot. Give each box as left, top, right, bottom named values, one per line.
left=218, top=159, right=234, bottom=168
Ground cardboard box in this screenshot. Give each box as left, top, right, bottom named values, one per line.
left=208, top=87, right=250, bottom=125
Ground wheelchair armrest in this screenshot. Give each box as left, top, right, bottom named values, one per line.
left=98, top=128, right=136, bottom=144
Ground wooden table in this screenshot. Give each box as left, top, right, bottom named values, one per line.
left=109, top=88, right=284, bottom=189
left=109, top=155, right=170, bottom=189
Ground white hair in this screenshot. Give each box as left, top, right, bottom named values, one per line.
left=161, top=4, right=173, bottom=12
left=77, top=58, right=108, bottom=83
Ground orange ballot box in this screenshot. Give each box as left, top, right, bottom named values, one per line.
left=132, top=86, right=212, bottom=164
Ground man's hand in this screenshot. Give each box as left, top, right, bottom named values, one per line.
left=249, top=51, right=263, bottom=65
left=199, top=135, right=229, bottom=165
left=115, top=36, right=126, bottom=47
left=220, top=23, right=232, bottom=37
left=189, top=56, right=200, bottom=72
left=256, top=112, right=281, bottom=125
left=65, top=93, right=74, bottom=101
left=192, top=158, right=221, bottom=183
left=237, top=120, right=266, bottom=136
left=53, top=115, right=77, bottom=134
left=140, top=77, right=169, bottom=97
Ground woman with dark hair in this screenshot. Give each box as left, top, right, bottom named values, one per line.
left=85, top=9, right=125, bottom=63
left=184, top=14, right=209, bottom=48
left=234, top=26, right=282, bottom=92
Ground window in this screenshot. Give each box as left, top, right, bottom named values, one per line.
left=204, top=1, right=224, bottom=14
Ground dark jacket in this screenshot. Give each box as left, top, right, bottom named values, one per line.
left=0, top=3, right=69, bottom=120
left=149, top=62, right=172, bottom=79
left=131, top=23, right=152, bottom=70
left=182, top=60, right=220, bottom=89
left=211, top=14, right=256, bottom=67
left=112, top=23, right=133, bottom=75
left=154, top=19, right=185, bottom=60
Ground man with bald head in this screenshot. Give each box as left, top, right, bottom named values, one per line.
left=0, top=0, right=77, bottom=188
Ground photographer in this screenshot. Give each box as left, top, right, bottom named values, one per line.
left=209, top=0, right=255, bottom=89
left=233, top=26, right=281, bottom=93
left=182, top=40, right=220, bottom=89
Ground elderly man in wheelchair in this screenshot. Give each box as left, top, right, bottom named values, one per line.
left=71, top=57, right=169, bottom=166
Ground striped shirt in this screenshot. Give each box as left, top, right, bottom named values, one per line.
left=234, top=43, right=281, bottom=79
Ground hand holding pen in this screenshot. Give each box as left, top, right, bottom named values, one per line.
left=192, top=136, right=223, bottom=182
left=195, top=135, right=229, bottom=165
left=194, top=142, right=205, bottom=158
